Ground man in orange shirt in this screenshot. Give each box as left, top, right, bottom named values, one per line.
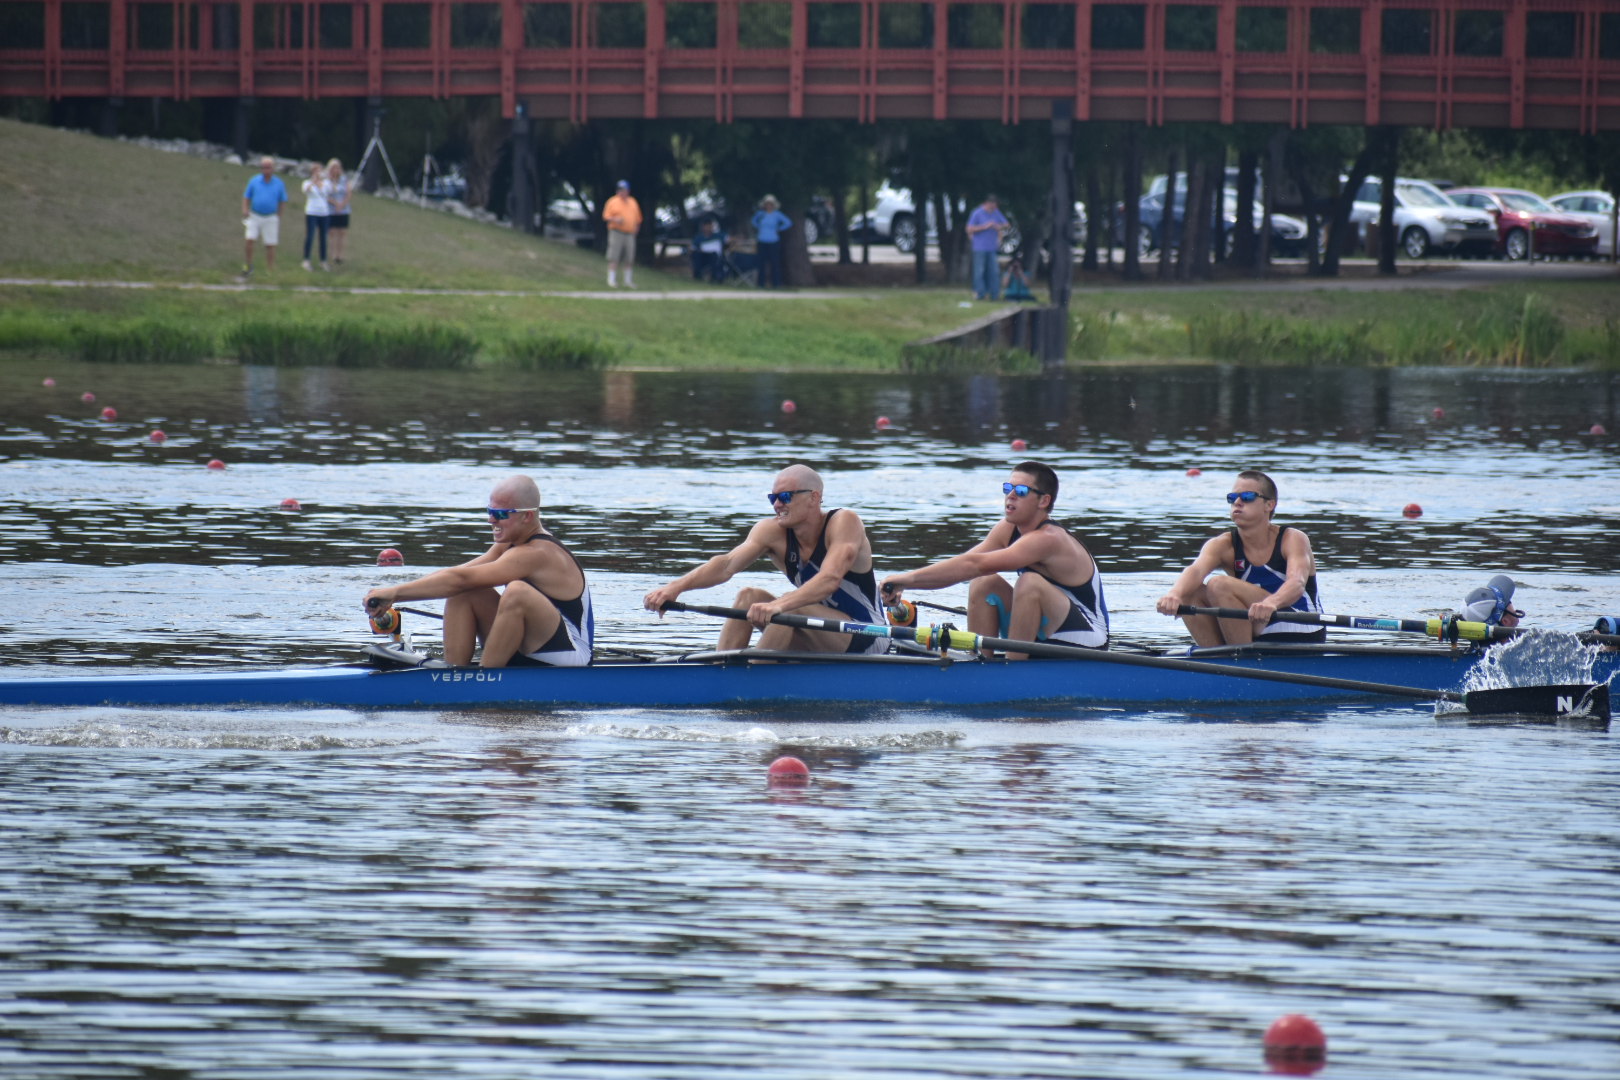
left=602, top=179, right=642, bottom=288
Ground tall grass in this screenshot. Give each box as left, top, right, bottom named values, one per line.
left=224, top=321, right=478, bottom=368
left=499, top=331, right=617, bottom=370
left=0, top=310, right=77, bottom=353
left=1186, top=312, right=1378, bottom=365
left=898, top=344, right=1041, bottom=374
left=73, top=319, right=215, bottom=364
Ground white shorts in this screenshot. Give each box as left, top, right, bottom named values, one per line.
left=244, top=213, right=280, bottom=245
left=606, top=229, right=635, bottom=264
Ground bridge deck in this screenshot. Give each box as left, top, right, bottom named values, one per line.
left=2, top=1, right=1617, bottom=131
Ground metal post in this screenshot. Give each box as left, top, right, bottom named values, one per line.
left=510, top=102, right=535, bottom=233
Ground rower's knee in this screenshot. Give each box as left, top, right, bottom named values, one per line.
left=1204, top=574, right=1244, bottom=605
left=733, top=586, right=774, bottom=607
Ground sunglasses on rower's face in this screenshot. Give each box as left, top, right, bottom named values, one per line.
left=1226, top=491, right=1268, bottom=504
left=486, top=506, right=538, bottom=520
left=1003, top=482, right=1047, bottom=497
left=767, top=489, right=813, bottom=506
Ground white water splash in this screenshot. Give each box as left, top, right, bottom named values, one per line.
left=0, top=721, right=414, bottom=750
left=562, top=721, right=963, bottom=750
left=1460, top=630, right=1611, bottom=692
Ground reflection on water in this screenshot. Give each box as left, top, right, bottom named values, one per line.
left=2, top=360, right=1619, bottom=1078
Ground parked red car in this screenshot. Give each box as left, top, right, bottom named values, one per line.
left=1446, top=187, right=1599, bottom=260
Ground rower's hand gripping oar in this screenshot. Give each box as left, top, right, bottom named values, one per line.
left=1176, top=605, right=1620, bottom=648
left=663, top=602, right=1610, bottom=721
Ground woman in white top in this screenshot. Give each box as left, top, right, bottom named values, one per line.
left=300, top=163, right=331, bottom=271
left=325, top=158, right=351, bottom=265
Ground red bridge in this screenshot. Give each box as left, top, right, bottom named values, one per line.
left=3, top=0, right=1617, bottom=131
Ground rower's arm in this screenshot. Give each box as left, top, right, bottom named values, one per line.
left=643, top=521, right=774, bottom=611
left=366, top=545, right=546, bottom=609
left=1155, top=535, right=1231, bottom=615
left=883, top=524, right=1026, bottom=592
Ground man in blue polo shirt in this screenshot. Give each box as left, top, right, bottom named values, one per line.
left=240, top=156, right=288, bottom=280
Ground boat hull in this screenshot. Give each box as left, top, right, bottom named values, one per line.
left=5, top=647, right=1604, bottom=711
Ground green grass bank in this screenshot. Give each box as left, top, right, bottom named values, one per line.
left=3, top=116, right=1618, bottom=370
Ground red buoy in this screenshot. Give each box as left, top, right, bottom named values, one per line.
left=1186, top=467, right=1202, bottom=477
left=149, top=429, right=167, bottom=442
left=80, top=391, right=95, bottom=403
left=767, top=755, right=810, bottom=784
left=1591, top=423, right=1608, bottom=436
left=280, top=498, right=302, bottom=511
left=1010, top=438, right=1027, bottom=451
left=1402, top=503, right=1423, bottom=518
left=377, top=548, right=404, bottom=567
left=206, top=459, right=226, bottom=470
left=100, top=406, right=117, bottom=420
left=42, top=377, right=56, bottom=387
left=875, top=415, right=892, bottom=430
left=1263, top=1014, right=1326, bottom=1075
left=1431, top=406, right=1446, bottom=420
left=781, top=399, right=797, bottom=414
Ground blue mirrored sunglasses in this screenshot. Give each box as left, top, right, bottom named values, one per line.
left=1226, top=491, right=1266, bottom=504
left=486, top=506, right=538, bottom=520
left=767, top=489, right=813, bottom=506
left=1003, top=482, right=1047, bottom=497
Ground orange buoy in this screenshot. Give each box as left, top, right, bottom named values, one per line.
left=767, top=755, right=810, bottom=784
left=1402, top=503, right=1422, bottom=518
left=377, top=548, right=404, bottom=567
left=1186, top=467, right=1201, bottom=477
left=206, top=459, right=226, bottom=470
left=1262, top=1014, right=1325, bottom=1075
left=279, top=498, right=302, bottom=511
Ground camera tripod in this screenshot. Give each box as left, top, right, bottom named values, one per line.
left=356, top=113, right=401, bottom=196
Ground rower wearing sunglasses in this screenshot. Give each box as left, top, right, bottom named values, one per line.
left=643, top=464, right=888, bottom=654
left=880, top=462, right=1108, bottom=659
left=1154, top=469, right=1323, bottom=646
left=362, top=474, right=593, bottom=668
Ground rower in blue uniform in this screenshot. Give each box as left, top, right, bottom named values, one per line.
left=643, top=463, right=888, bottom=654
left=880, top=461, right=1108, bottom=659
left=1156, top=469, right=1324, bottom=646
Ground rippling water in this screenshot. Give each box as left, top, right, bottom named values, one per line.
left=2, top=360, right=1618, bottom=1077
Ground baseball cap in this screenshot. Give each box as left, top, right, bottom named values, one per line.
left=1462, top=575, right=1521, bottom=625
left=616, top=179, right=630, bottom=189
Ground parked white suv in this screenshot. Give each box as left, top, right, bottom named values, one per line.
left=1349, top=178, right=1497, bottom=258
left=1547, top=191, right=1618, bottom=257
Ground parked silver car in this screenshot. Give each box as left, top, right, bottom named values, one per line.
left=1349, top=178, right=1497, bottom=258
left=1547, top=191, right=1618, bottom=257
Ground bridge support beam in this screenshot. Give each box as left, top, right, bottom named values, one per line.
left=510, top=103, right=535, bottom=235
left=1043, top=100, right=1074, bottom=369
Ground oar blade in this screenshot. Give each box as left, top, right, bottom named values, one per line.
left=1461, top=683, right=1610, bottom=723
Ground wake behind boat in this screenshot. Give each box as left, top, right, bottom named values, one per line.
left=1, top=640, right=1613, bottom=716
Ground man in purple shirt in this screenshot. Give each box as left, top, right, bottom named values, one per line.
left=966, top=194, right=1009, bottom=301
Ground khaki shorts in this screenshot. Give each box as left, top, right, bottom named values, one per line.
left=606, top=229, right=635, bottom=264
left=244, top=213, right=280, bottom=245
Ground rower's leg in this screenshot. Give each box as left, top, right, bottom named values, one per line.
left=770, top=601, right=867, bottom=654
left=1201, top=575, right=1273, bottom=645
left=444, top=587, right=500, bottom=666
left=1006, top=574, right=1074, bottom=660
left=725, top=586, right=774, bottom=650
left=968, top=575, right=1012, bottom=657
left=481, top=580, right=562, bottom=668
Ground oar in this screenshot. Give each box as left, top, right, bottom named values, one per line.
left=1176, top=605, right=1620, bottom=647
left=664, top=602, right=1609, bottom=720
